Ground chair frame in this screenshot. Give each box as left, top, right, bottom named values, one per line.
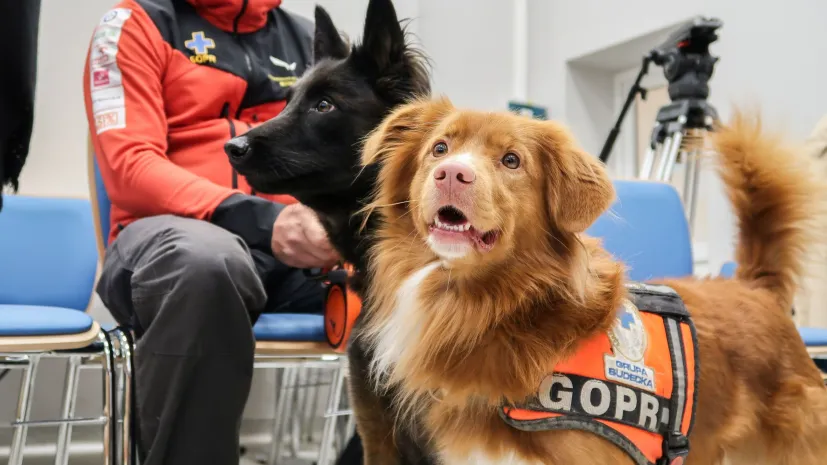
left=87, top=144, right=353, bottom=465
left=0, top=307, right=119, bottom=465
left=0, top=194, right=123, bottom=465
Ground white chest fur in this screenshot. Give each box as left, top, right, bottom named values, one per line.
left=370, top=262, right=441, bottom=379
left=439, top=447, right=542, bottom=465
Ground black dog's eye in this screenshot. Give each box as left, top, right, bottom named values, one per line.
left=433, top=141, right=448, bottom=157
left=502, top=153, right=520, bottom=169
left=314, top=99, right=335, bottom=113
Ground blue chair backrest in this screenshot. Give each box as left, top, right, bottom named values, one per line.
left=586, top=180, right=693, bottom=282
left=91, top=156, right=112, bottom=248
left=0, top=196, right=99, bottom=310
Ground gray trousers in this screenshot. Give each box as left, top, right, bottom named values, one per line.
left=96, top=215, right=325, bottom=465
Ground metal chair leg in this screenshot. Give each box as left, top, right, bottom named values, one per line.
left=303, top=368, right=320, bottom=443
left=100, top=331, right=117, bottom=465
left=289, top=369, right=302, bottom=457
left=54, top=355, right=82, bottom=465
left=8, top=355, right=40, bottom=465
left=318, top=360, right=347, bottom=465
left=124, top=328, right=138, bottom=465
left=117, top=329, right=136, bottom=465
left=268, top=367, right=298, bottom=464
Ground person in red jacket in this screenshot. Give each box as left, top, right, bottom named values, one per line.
left=83, top=1, right=341, bottom=463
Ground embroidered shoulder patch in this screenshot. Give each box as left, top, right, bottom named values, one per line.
left=90, top=8, right=132, bottom=134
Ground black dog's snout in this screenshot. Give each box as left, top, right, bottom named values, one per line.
left=225, top=136, right=252, bottom=162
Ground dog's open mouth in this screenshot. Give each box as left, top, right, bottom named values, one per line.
left=428, top=205, right=499, bottom=253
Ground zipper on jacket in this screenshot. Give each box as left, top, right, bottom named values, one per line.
left=230, top=1, right=256, bottom=194
left=232, top=0, right=253, bottom=73
left=221, top=102, right=239, bottom=189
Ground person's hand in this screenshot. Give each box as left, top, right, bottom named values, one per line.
left=271, top=203, right=339, bottom=268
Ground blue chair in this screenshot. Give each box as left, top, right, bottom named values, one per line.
left=587, top=180, right=694, bottom=280
left=718, top=262, right=827, bottom=359
left=89, top=150, right=348, bottom=465
left=0, top=195, right=116, bottom=465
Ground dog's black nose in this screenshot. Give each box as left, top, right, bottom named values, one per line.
left=225, top=137, right=252, bottom=162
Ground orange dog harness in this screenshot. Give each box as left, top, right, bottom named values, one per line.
left=500, top=283, right=698, bottom=465
left=316, top=264, right=362, bottom=353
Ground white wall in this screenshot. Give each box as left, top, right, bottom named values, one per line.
left=418, top=0, right=514, bottom=110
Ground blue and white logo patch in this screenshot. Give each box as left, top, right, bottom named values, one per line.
left=605, top=300, right=656, bottom=392
left=608, top=299, right=647, bottom=361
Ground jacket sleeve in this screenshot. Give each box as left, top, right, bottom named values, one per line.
left=83, top=5, right=239, bottom=221
left=211, top=193, right=284, bottom=252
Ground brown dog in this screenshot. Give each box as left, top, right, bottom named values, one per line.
left=354, top=97, right=827, bottom=464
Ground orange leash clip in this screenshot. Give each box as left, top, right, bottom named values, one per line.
left=319, top=263, right=362, bottom=353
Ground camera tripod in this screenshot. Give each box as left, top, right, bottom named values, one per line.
left=599, top=15, right=723, bottom=231
left=638, top=98, right=718, bottom=229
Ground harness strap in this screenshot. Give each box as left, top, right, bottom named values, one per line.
left=659, top=316, right=691, bottom=465
left=626, top=282, right=695, bottom=465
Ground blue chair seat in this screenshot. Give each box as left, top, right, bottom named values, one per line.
left=254, top=313, right=327, bottom=342
left=0, top=305, right=95, bottom=337
left=799, top=327, right=827, bottom=347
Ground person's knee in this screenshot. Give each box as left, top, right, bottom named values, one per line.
left=168, top=233, right=265, bottom=307
left=129, top=218, right=268, bottom=316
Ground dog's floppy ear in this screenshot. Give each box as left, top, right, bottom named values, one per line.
left=314, top=6, right=349, bottom=61
left=535, top=122, right=615, bottom=233
left=362, top=97, right=453, bottom=205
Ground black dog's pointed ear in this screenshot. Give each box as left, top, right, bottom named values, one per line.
left=314, top=6, right=348, bottom=62
left=360, top=0, right=406, bottom=73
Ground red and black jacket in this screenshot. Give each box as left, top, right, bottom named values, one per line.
left=83, top=0, right=312, bottom=252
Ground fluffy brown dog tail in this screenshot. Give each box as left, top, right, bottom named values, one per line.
left=714, top=110, right=826, bottom=308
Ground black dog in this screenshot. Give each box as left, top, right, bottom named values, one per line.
left=226, top=0, right=434, bottom=463
left=226, top=0, right=428, bottom=275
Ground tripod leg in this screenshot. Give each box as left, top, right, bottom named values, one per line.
left=683, top=147, right=702, bottom=233
left=639, top=145, right=658, bottom=179
left=653, top=136, right=674, bottom=181
left=657, top=132, right=683, bottom=182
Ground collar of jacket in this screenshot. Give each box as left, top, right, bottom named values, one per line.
left=186, top=0, right=283, bottom=34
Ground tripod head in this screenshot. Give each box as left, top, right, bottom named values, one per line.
left=649, top=16, right=722, bottom=101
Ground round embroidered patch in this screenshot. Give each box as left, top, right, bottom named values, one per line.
left=608, top=299, right=648, bottom=362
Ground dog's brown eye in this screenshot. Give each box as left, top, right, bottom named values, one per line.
left=502, top=153, right=520, bottom=169
left=315, top=99, right=335, bottom=113
left=433, top=141, right=449, bottom=157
